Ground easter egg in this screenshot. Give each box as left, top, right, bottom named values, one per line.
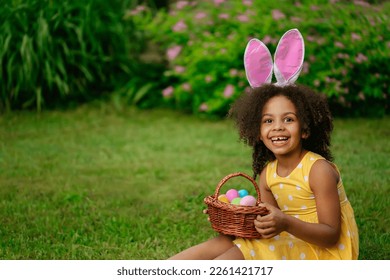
left=231, top=197, right=242, bottom=205
left=238, top=189, right=249, bottom=198
left=225, top=189, right=239, bottom=202
left=240, top=195, right=257, bottom=206
left=218, top=194, right=229, bottom=203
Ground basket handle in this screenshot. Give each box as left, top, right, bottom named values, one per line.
left=214, top=172, right=262, bottom=205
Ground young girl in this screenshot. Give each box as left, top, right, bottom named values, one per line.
left=169, top=29, right=359, bottom=260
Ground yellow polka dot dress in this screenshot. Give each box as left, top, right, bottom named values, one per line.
left=233, top=151, right=359, bottom=260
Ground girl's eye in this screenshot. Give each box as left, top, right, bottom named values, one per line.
left=263, top=119, right=272, bottom=124
left=284, top=117, right=294, bottom=122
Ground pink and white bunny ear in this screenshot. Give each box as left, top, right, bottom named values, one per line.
left=273, top=29, right=305, bottom=86
left=244, top=38, right=273, bottom=88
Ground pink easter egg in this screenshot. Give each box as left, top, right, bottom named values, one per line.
left=239, top=195, right=257, bottom=206
left=225, top=189, right=239, bottom=202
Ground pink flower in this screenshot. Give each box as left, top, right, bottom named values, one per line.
left=306, top=35, right=315, bottom=42
left=166, top=45, right=182, bottom=61
left=355, top=53, right=368, bottom=63
left=174, top=65, right=186, bottom=73
left=354, top=0, right=370, bottom=7
left=223, top=84, right=235, bottom=98
left=195, top=12, right=207, bottom=20
left=325, top=76, right=336, bottom=83
left=243, top=0, right=253, bottom=6
left=199, top=103, right=208, bottom=112
left=336, top=53, right=350, bottom=60
left=162, top=86, right=174, bottom=97
left=338, top=96, right=346, bottom=104
left=227, top=33, right=235, bottom=40
left=176, top=1, right=189, bottom=9
left=126, top=5, right=146, bottom=16
left=237, top=14, right=249, bottom=22
left=205, top=75, right=212, bottom=83
left=302, top=62, right=309, bottom=74
left=172, top=20, right=187, bottom=32
left=229, top=69, right=238, bottom=77
left=334, top=41, right=345, bottom=48
left=262, top=35, right=272, bottom=44
left=214, top=0, right=226, bottom=5
left=182, top=83, right=191, bottom=91
left=351, top=33, right=361, bottom=41
left=272, top=9, right=285, bottom=21
left=218, top=13, right=229, bottom=19
left=310, top=5, right=320, bottom=11
left=291, top=17, right=302, bottom=23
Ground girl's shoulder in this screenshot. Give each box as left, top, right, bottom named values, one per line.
left=301, top=151, right=326, bottom=172
left=307, top=152, right=341, bottom=185
left=304, top=151, right=325, bottom=161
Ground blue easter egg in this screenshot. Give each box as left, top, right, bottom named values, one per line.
left=238, top=189, right=249, bottom=198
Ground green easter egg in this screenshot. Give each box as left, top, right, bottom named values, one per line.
left=231, top=197, right=241, bottom=205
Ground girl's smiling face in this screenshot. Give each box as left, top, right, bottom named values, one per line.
left=260, top=95, right=308, bottom=158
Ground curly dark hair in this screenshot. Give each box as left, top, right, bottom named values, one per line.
left=229, top=83, right=334, bottom=179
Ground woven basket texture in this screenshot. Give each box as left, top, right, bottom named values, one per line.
left=204, top=172, right=269, bottom=239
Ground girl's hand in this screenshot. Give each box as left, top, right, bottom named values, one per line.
left=254, top=202, right=288, bottom=239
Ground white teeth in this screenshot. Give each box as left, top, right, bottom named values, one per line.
left=271, top=137, right=288, bottom=141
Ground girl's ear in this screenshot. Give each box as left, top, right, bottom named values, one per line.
left=302, top=129, right=309, bottom=139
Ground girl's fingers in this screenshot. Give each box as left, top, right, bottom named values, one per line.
left=254, top=219, right=274, bottom=229
left=255, top=224, right=277, bottom=237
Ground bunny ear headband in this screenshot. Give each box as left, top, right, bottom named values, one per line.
left=244, top=28, right=305, bottom=88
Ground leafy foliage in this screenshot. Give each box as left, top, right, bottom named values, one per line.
left=134, top=0, right=389, bottom=117
left=1, top=0, right=389, bottom=117
left=0, top=0, right=149, bottom=112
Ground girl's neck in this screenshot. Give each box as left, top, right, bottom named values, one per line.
left=275, top=148, right=308, bottom=177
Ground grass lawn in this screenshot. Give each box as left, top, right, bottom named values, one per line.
left=0, top=104, right=389, bottom=259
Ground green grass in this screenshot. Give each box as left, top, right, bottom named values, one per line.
left=0, top=105, right=389, bottom=259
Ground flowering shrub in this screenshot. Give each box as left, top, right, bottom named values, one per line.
left=131, top=0, right=389, bottom=117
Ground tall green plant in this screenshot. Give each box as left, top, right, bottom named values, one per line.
left=0, top=0, right=145, bottom=112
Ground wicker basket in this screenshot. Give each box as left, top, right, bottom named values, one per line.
left=204, top=172, right=269, bottom=239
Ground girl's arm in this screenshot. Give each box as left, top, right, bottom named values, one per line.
left=258, top=167, right=279, bottom=208
left=255, top=160, right=341, bottom=248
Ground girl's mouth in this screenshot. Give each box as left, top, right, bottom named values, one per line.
left=271, top=136, right=288, bottom=144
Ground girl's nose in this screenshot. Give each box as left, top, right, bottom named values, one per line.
left=273, top=120, right=284, bottom=131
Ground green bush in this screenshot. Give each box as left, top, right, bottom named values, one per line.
left=0, top=0, right=150, bottom=112
left=133, top=0, right=389, bottom=117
